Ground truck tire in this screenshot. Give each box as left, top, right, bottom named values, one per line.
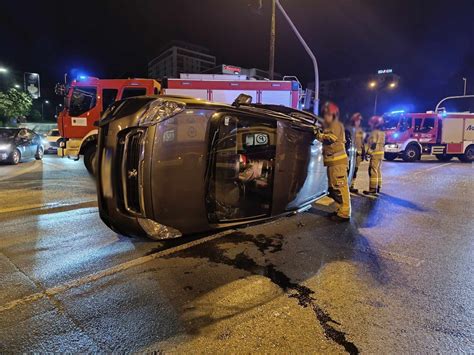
left=459, top=145, right=474, bottom=163
left=402, top=145, right=420, bottom=162
left=435, top=154, right=453, bottom=162
left=83, top=145, right=97, bottom=175
left=384, top=153, right=398, bottom=161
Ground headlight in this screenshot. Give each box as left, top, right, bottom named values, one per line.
left=0, top=144, right=12, bottom=151
left=138, top=99, right=185, bottom=127
left=386, top=144, right=398, bottom=148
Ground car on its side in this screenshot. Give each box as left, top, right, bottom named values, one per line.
left=43, top=128, right=62, bottom=153
left=96, top=95, right=355, bottom=240
left=0, top=128, right=44, bottom=165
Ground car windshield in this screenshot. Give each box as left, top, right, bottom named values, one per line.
left=0, top=129, right=19, bottom=139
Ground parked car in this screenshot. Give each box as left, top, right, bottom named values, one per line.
left=43, top=128, right=62, bottom=153
left=0, top=128, right=44, bottom=165
left=96, top=95, right=355, bottom=239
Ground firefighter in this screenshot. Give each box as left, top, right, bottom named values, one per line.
left=314, top=102, right=351, bottom=221
left=363, top=116, right=385, bottom=196
left=349, top=112, right=365, bottom=193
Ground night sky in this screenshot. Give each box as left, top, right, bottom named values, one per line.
left=1, top=0, right=473, bottom=113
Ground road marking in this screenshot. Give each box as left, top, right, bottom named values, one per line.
left=0, top=200, right=97, bottom=214
left=413, top=162, right=452, bottom=175
left=0, top=229, right=237, bottom=313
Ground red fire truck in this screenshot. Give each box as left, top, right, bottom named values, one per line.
left=383, top=111, right=474, bottom=162
left=57, top=77, right=160, bottom=173
left=57, top=74, right=303, bottom=174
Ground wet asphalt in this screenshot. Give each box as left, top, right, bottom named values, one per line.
left=0, top=154, right=472, bottom=353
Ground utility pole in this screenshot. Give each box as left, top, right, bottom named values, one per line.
left=275, top=0, right=319, bottom=114
left=373, top=91, right=379, bottom=115
left=268, top=0, right=276, bottom=80
left=463, top=77, right=467, bottom=96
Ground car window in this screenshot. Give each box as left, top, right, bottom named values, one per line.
left=121, top=87, right=147, bottom=99
left=49, top=130, right=60, bottom=137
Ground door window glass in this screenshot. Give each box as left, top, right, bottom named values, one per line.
left=414, top=118, right=423, bottom=132
left=102, top=89, right=118, bottom=111
left=121, top=87, right=147, bottom=99
left=399, top=116, right=412, bottom=132
left=420, top=118, right=435, bottom=132
left=208, top=114, right=276, bottom=222
left=69, top=87, right=97, bottom=116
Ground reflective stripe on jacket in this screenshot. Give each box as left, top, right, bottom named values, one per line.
left=367, top=129, right=385, bottom=157
left=316, top=120, right=348, bottom=167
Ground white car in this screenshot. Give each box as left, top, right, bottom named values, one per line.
left=43, top=129, right=62, bottom=153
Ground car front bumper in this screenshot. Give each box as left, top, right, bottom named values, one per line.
left=384, top=143, right=402, bottom=153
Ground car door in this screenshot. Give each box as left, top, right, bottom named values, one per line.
left=26, top=130, right=38, bottom=157
left=16, top=129, right=31, bottom=159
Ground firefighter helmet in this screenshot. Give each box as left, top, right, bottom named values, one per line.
left=369, top=115, right=384, bottom=128
left=321, top=101, right=340, bottom=119
left=351, top=112, right=362, bottom=123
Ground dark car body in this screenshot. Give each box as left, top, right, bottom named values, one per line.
left=0, top=128, right=44, bottom=165
left=96, top=96, right=355, bottom=239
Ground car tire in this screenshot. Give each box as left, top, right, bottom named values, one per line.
left=435, top=154, right=453, bottom=162
left=35, top=146, right=44, bottom=160
left=402, top=145, right=420, bottom=162
left=10, top=149, right=21, bottom=165
left=83, top=145, right=97, bottom=175
left=459, top=145, right=474, bottom=163
left=384, top=153, right=398, bottom=161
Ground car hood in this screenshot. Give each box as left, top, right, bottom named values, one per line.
left=0, top=137, right=15, bottom=145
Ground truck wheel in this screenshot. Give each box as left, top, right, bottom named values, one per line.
left=402, top=145, right=420, bottom=162
left=384, top=153, right=398, bottom=161
left=459, top=145, right=474, bottom=163
left=83, top=145, right=97, bottom=175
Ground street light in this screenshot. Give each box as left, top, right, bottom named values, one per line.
left=369, top=81, right=377, bottom=88
left=14, top=84, right=20, bottom=89
left=368, top=80, right=398, bottom=115
left=0, top=67, right=8, bottom=74
left=389, top=82, right=397, bottom=89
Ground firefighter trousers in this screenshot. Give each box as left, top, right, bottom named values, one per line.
left=327, top=164, right=351, bottom=218
left=369, top=157, right=382, bottom=192
left=350, top=154, right=363, bottom=188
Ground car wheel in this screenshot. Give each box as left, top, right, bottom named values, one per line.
left=459, top=145, right=474, bottom=163
left=384, top=153, right=398, bottom=161
left=402, top=145, right=420, bottom=162
left=435, top=154, right=453, bottom=162
left=35, top=146, right=44, bottom=160
left=83, top=144, right=97, bottom=175
left=10, top=149, right=21, bottom=165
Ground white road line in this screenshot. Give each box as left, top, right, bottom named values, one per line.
left=0, top=229, right=237, bottom=313
left=413, top=162, right=452, bottom=175
left=0, top=200, right=97, bottom=214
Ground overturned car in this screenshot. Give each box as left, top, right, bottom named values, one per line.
left=97, top=95, right=355, bottom=239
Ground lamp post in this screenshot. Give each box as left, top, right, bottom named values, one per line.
left=275, top=0, right=319, bottom=114
left=41, top=100, right=50, bottom=121
left=463, top=78, right=467, bottom=96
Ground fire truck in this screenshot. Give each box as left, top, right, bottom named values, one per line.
left=383, top=111, right=474, bottom=162
left=57, top=74, right=303, bottom=174
left=57, top=77, right=160, bottom=173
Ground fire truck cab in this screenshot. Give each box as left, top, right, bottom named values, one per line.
left=383, top=111, right=474, bottom=162
left=57, top=77, right=160, bottom=174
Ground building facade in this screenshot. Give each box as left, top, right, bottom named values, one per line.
left=148, top=41, right=216, bottom=79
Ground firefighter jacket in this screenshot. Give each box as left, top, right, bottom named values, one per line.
left=315, top=120, right=348, bottom=167
left=353, top=127, right=365, bottom=155
left=367, top=129, right=385, bottom=158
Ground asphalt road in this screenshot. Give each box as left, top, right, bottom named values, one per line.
left=0, top=154, right=472, bottom=353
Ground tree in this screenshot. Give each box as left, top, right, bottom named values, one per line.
left=0, top=89, right=33, bottom=126
left=28, top=108, right=42, bottom=122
